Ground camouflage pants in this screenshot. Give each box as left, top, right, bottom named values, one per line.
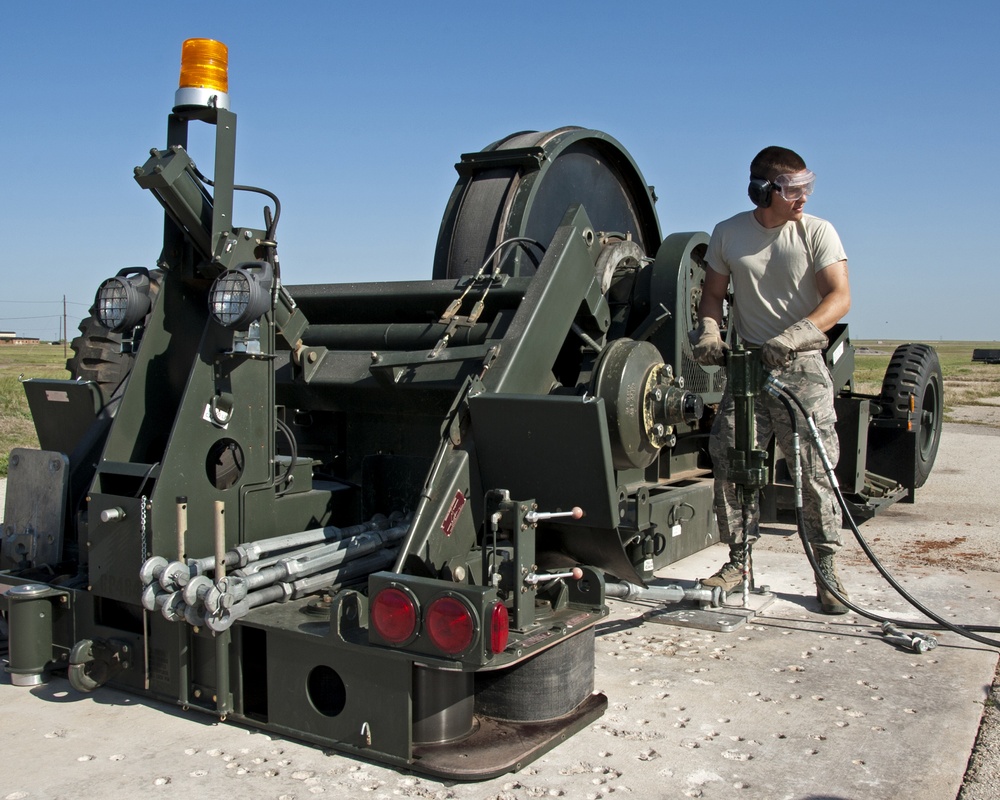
left=709, top=351, right=843, bottom=555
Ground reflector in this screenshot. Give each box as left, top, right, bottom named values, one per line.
left=489, top=601, right=509, bottom=654
left=425, top=596, right=475, bottom=655
left=370, top=587, right=418, bottom=646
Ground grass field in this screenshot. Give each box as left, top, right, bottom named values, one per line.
left=1, top=338, right=998, bottom=477
left=0, top=342, right=71, bottom=476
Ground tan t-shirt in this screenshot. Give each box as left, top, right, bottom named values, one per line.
left=705, top=211, right=847, bottom=345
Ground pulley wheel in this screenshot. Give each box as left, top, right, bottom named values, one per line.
left=434, top=128, right=661, bottom=279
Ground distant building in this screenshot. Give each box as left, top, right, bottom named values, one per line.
left=0, top=332, right=42, bottom=345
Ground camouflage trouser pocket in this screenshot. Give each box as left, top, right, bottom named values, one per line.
left=810, top=423, right=840, bottom=477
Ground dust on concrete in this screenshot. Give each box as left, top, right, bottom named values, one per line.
left=754, top=420, right=1000, bottom=800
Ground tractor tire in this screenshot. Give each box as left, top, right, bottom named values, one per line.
left=65, top=312, right=133, bottom=406
left=878, top=343, right=943, bottom=488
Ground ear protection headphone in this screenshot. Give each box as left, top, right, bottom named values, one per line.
left=747, top=176, right=773, bottom=208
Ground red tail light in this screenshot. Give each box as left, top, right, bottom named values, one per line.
left=425, top=595, right=476, bottom=655
left=489, top=601, right=509, bottom=654
left=371, top=587, right=418, bottom=645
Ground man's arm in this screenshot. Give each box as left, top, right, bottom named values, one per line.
left=807, top=260, right=851, bottom=332
left=698, top=265, right=730, bottom=324
left=689, top=264, right=731, bottom=365
left=761, top=260, right=850, bottom=368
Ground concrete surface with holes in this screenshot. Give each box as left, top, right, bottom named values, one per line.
left=2, top=421, right=999, bottom=800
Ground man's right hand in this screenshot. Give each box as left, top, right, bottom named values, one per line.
left=689, top=317, right=729, bottom=366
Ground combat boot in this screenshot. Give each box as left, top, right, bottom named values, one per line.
left=815, top=553, right=849, bottom=615
left=700, top=548, right=747, bottom=593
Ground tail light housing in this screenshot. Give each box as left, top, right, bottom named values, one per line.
left=367, top=573, right=504, bottom=665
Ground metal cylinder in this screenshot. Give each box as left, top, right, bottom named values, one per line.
left=302, top=322, right=488, bottom=351
left=412, top=666, right=474, bottom=744
left=5, top=584, right=54, bottom=687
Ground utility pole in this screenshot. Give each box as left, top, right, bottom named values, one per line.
left=63, top=295, right=67, bottom=358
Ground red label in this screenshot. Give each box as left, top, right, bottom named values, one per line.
left=441, top=491, right=466, bottom=537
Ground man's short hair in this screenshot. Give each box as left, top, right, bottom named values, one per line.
left=750, top=146, right=807, bottom=181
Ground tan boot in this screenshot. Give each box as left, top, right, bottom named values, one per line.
left=701, top=548, right=747, bottom=593
left=815, top=554, right=849, bottom=615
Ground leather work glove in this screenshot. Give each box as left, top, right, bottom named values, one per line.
left=761, top=319, right=828, bottom=369
left=689, top=317, right=729, bottom=366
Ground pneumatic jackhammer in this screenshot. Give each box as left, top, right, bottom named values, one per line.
left=724, top=349, right=770, bottom=606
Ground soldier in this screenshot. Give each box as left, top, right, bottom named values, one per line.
left=690, top=146, right=852, bottom=614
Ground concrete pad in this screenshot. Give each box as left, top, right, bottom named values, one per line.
left=3, top=422, right=999, bottom=798
left=2, top=544, right=996, bottom=800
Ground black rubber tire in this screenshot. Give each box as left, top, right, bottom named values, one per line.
left=878, top=343, right=943, bottom=488
left=65, top=311, right=133, bottom=405
left=474, top=628, right=595, bottom=721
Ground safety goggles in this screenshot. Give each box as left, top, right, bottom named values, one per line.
left=773, top=170, right=816, bottom=201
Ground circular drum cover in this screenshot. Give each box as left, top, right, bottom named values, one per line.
left=434, top=128, right=661, bottom=279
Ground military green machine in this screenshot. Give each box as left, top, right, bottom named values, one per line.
left=0, top=40, right=942, bottom=779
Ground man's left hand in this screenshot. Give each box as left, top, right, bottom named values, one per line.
left=761, top=319, right=828, bottom=368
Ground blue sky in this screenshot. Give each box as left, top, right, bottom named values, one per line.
left=2, top=1, right=997, bottom=342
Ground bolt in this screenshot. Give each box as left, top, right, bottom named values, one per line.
left=307, top=351, right=318, bottom=364
left=243, top=230, right=253, bottom=239
left=194, top=689, right=202, bottom=698
left=653, top=388, right=663, bottom=402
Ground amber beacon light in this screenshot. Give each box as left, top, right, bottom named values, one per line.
left=174, top=38, right=230, bottom=111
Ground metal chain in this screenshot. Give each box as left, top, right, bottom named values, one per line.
left=140, top=495, right=149, bottom=558
left=140, top=494, right=150, bottom=690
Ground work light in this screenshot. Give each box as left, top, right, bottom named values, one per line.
left=208, top=261, right=274, bottom=330
left=95, top=268, right=153, bottom=333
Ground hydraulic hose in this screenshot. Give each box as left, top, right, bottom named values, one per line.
left=766, top=375, right=1000, bottom=648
